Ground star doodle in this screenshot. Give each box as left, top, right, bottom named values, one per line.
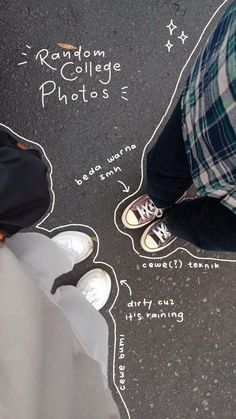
left=165, top=40, right=173, bottom=53
left=166, top=19, right=177, bottom=35
left=178, top=31, right=188, bottom=44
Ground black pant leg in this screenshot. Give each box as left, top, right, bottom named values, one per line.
left=147, top=95, right=193, bottom=208
left=166, top=197, right=236, bottom=251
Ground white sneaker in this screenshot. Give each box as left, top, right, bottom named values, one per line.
left=77, top=268, right=111, bottom=310
left=52, top=231, right=93, bottom=264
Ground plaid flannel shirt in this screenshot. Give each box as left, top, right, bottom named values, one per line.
left=181, top=1, right=236, bottom=213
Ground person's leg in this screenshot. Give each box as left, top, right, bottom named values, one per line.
left=147, top=95, right=193, bottom=208
left=122, top=96, right=192, bottom=230
left=166, top=197, right=236, bottom=251
left=6, top=232, right=74, bottom=292
left=54, top=285, right=109, bottom=379
left=7, top=232, right=110, bottom=378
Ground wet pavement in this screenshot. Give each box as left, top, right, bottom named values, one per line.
left=1, top=1, right=236, bottom=418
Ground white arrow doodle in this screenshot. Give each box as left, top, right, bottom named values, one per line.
left=120, top=280, right=132, bottom=296
left=117, top=180, right=130, bottom=193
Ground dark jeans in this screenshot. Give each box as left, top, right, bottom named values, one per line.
left=147, top=96, right=236, bottom=251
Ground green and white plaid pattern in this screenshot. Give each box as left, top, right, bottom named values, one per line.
left=182, top=1, right=236, bottom=213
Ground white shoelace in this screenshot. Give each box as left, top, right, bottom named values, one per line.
left=137, top=200, right=163, bottom=221
left=152, top=222, right=171, bottom=244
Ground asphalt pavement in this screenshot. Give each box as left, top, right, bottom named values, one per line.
left=1, top=1, right=236, bottom=418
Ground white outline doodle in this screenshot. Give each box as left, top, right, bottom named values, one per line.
left=0, top=2, right=232, bottom=418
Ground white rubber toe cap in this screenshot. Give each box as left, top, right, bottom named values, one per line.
left=52, top=231, right=93, bottom=264
left=77, top=268, right=111, bottom=310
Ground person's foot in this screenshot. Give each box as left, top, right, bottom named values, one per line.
left=140, top=217, right=176, bottom=252
left=76, top=268, right=111, bottom=310
left=52, top=231, right=93, bottom=264
left=122, top=194, right=165, bottom=229
left=122, top=192, right=187, bottom=229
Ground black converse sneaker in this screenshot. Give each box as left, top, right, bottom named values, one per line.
left=121, top=192, right=187, bottom=229
left=121, top=194, right=164, bottom=229
left=140, top=217, right=176, bottom=252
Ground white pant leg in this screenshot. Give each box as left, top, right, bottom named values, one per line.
left=6, top=231, right=109, bottom=378
left=54, top=285, right=109, bottom=378
left=6, top=232, right=74, bottom=292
